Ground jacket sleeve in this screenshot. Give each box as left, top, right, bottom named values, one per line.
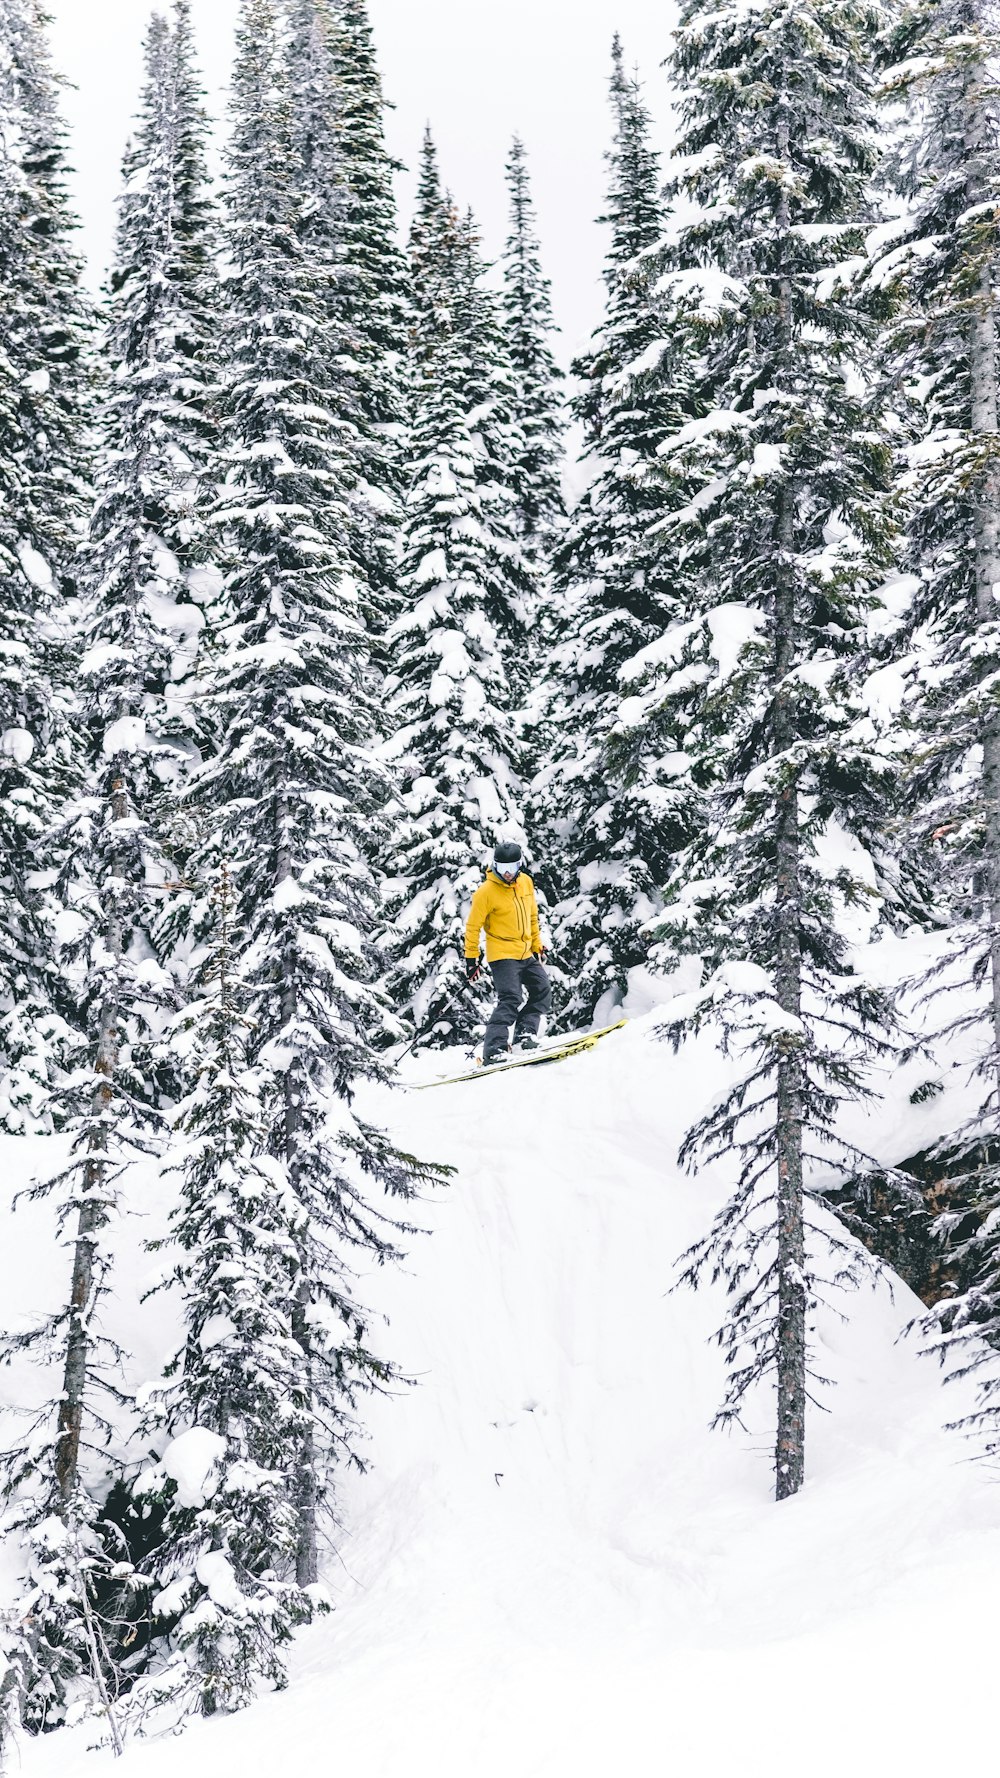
left=465, top=883, right=489, bottom=958
left=529, top=880, right=542, bottom=953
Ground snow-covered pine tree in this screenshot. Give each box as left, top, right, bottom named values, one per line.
left=0, top=0, right=95, bottom=1132
left=128, top=864, right=311, bottom=1722
left=500, top=136, right=565, bottom=550
left=529, top=40, right=678, bottom=1024
left=0, top=743, right=152, bottom=1739
left=878, top=0, right=1000, bottom=1444
left=574, top=103, right=749, bottom=1007
left=381, top=132, right=533, bottom=1045
left=596, top=261, right=733, bottom=971
left=458, top=198, right=538, bottom=661
left=80, top=0, right=218, bottom=908
left=283, top=0, right=405, bottom=648
left=652, top=0, right=902, bottom=1499
left=150, top=0, right=224, bottom=783
left=0, top=0, right=94, bottom=557
left=406, top=125, right=448, bottom=327
left=180, top=0, right=436, bottom=1591
left=326, top=0, right=411, bottom=638
left=46, top=0, right=220, bottom=1518
left=0, top=8, right=221, bottom=1742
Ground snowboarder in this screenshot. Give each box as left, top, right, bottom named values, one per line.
left=465, top=842, right=552, bottom=1066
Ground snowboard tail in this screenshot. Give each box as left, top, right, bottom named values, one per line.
left=414, top=1020, right=628, bottom=1089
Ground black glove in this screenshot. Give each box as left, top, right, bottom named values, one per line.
left=466, top=956, right=482, bottom=982
left=534, top=947, right=548, bottom=963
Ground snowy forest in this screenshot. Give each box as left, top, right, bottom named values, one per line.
left=3, top=0, right=1000, bottom=1762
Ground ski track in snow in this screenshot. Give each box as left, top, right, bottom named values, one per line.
left=5, top=1004, right=1000, bottom=1777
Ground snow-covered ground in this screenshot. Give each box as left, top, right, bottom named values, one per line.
left=4, top=971, right=999, bottom=1778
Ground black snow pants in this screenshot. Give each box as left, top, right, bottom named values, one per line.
left=483, top=956, right=552, bottom=1062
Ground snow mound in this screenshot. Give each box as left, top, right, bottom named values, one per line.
left=2, top=727, right=34, bottom=764
left=161, top=1428, right=226, bottom=1509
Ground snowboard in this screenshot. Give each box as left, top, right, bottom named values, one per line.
left=414, top=1019, right=628, bottom=1089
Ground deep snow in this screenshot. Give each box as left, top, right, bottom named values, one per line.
left=3, top=966, right=999, bottom=1778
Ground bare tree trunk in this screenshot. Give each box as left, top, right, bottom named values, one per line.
left=772, top=117, right=806, bottom=1502
left=773, top=489, right=806, bottom=1502
left=966, top=59, right=1000, bottom=1114
left=54, top=775, right=127, bottom=1508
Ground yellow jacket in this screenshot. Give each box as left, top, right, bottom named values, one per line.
left=465, top=870, right=542, bottom=963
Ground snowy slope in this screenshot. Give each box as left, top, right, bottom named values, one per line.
left=6, top=987, right=1000, bottom=1778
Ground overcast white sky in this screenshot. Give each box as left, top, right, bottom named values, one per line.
left=46, top=0, right=678, bottom=364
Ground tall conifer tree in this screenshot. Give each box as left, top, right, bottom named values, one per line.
left=501, top=136, right=565, bottom=550
left=182, top=0, right=430, bottom=1593
left=0, top=6, right=219, bottom=1741
left=0, top=0, right=99, bottom=1728
left=129, top=867, right=312, bottom=1721
left=381, top=134, right=532, bottom=1045
left=329, top=0, right=411, bottom=634
left=79, top=0, right=218, bottom=876
left=0, top=0, right=94, bottom=543
left=880, top=0, right=1000, bottom=1443
left=285, top=0, right=383, bottom=641
left=0, top=0, right=95, bottom=1131
left=530, top=42, right=677, bottom=1024
left=54, top=0, right=218, bottom=1509
left=654, top=0, right=901, bottom=1498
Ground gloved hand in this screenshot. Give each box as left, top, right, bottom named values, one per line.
left=465, top=956, right=482, bottom=983
left=534, top=947, right=548, bottom=964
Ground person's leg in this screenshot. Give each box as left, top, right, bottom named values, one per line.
left=513, top=956, right=552, bottom=1039
left=483, top=959, right=522, bottom=1061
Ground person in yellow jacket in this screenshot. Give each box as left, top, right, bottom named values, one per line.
left=465, top=841, right=552, bottom=1065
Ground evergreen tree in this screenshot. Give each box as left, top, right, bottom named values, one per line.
left=182, top=0, right=434, bottom=1591
left=81, top=0, right=218, bottom=882
left=39, top=0, right=220, bottom=1536
left=0, top=0, right=95, bottom=1131
left=381, top=134, right=533, bottom=1044
left=597, top=253, right=732, bottom=963
left=500, top=136, right=565, bottom=549
left=0, top=0, right=94, bottom=550
left=0, top=6, right=220, bottom=1743
left=327, top=0, right=411, bottom=634
left=406, top=125, right=447, bottom=324
left=285, top=0, right=379, bottom=639
left=880, top=0, right=1000, bottom=1444
left=652, top=0, right=901, bottom=1498
left=129, top=866, right=311, bottom=1722
left=0, top=2, right=140, bottom=1746
left=530, top=41, right=678, bottom=1024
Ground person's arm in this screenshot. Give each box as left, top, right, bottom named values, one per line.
left=529, top=880, right=542, bottom=955
left=465, top=883, right=488, bottom=959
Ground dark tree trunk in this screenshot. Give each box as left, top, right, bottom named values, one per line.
left=54, top=773, right=127, bottom=1507
left=771, top=129, right=806, bottom=1499
left=773, top=498, right=806, bottom=1502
